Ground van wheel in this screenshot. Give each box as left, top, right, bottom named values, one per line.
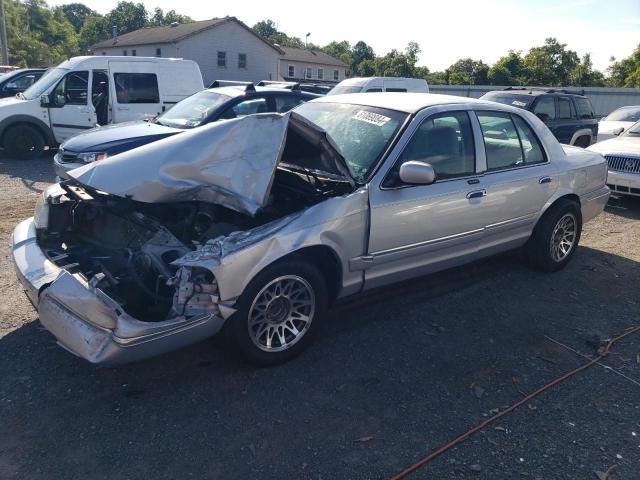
left=525, top=199, right=582, bottom=272
left=229, top=259, right=328, bottom=366
left=5, top=125, right=45, bottom=159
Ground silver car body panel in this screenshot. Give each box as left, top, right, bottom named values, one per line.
left=12, top=93, right=610, bottom=365
left=68, top=112, right=352, bottom=216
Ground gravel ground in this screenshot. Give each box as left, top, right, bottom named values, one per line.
left=1, top=154, right=639, bottom=480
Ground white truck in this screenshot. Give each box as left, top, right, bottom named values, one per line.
left=0, top=56, right=203, bottom=159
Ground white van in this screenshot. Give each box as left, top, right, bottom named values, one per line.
left=328, top=77, right=429, bottom=96
left=0, top=56, right=203, bottom=158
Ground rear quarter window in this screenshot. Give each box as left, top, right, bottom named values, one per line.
left=574, top=97, right=595, bottom=119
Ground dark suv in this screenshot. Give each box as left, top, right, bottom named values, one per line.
left=481, top=88, right=598, bottom=147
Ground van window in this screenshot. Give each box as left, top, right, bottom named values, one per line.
left=114, top=73, right=160, bottom=104
left=52, top=71, right=88, bottom=105
left=386, top=88, right=407, bottom=92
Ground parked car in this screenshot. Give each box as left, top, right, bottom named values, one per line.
left=12, top=93, right=609, bottom=366
left=0, top=56, right=203, bottom=159
left=597, top=105, right=640, bottom=142
left=327, top=77, right=429, bottom=95
left=588, top=120, right=640, bottom=196
left=0, top=65, right=20, bottom=74
left=0, top=68, right=46, bottom=98
left=299, top=83, right=333, bottom=95
left=53, top=83, right=320, bottom=179
left=480, top=88, right=598, bottom=147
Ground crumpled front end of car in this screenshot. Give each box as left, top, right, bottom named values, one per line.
left=12, top=113, right=359, bottom=365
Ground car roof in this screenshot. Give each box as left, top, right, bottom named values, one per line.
left=484, top=89, right=586, bottom=98
left=311, top=92, right=494, bottom=114
left=206, top=85, right=319, bottom=98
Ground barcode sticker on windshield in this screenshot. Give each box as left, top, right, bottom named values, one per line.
left=353, top=111, right=391, bottom=126
left=512, top=100, right=527, bottom=107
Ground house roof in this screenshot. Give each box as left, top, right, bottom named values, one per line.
left=280, top=47, right=348, bottom=68
left=91, top=17, right=284, bottom=53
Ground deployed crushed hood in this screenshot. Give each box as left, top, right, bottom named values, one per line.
left=69, top=112, right=351, bottom=216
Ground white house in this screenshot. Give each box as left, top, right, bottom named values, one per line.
left=279, top=47, right=348, bottom=84
left=91, top=17, right=283, bottom=86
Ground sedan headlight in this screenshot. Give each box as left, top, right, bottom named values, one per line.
left=77, top=152, right=108, bottom=164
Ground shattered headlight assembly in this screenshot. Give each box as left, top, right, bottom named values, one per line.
left=33, top=183, right=67, bottom=230
left=77, top=151, right=108, bottom=164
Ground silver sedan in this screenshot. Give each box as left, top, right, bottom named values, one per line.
left=12, top=93, right=610, bottom=366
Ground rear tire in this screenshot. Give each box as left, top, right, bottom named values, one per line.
left=5, top=124, right=45, bottom=159
left=229, top=259, right=328, bottom=366
left=574, top=136, right=590, bottom=148
left=525, top=199, right=582, bottom=272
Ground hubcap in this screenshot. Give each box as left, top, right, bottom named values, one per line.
left=550, top=213, right=577, bottom=262
left=248, top=275, right=315, bottom=352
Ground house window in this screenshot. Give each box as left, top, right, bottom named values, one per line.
left=132, top=49, right=136, bottom=56
left=101, top=52, right=106, bottom=56
left=218, top=51, right=226, bottom=68
left=238, top=53, right=247, bottom=69
left=155, top=48, right=161, bottom=57
left=305, top=66, right=313, bottom=79
left=333, top=70, right=339, bottom=81
left=122, top=50, right=127, bottom=56
left=317, top=68, right=323, bottom=80
left=288, top=65, right=295, bottom=78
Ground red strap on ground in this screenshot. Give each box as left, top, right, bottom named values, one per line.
left=390, top=324, right=640, bottom=480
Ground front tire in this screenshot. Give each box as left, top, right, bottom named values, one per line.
left=229, top=259, right=328, bottom=366
left=525, top=199, right=582, bottom=272
left=5, top=124, right=45, bottom=159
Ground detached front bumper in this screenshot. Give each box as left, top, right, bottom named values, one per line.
left=12, top=218, right=226, bottom=365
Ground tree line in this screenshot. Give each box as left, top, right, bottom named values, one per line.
left=4, top=2, right=640, bottom=88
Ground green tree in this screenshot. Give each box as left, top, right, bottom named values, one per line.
left=252, top=19, right=304, bottom=48
left=58, top=3, right=96, bottom=32
left=607, top=44, right=640, bottom=87
left=446, top=58, right=489, bottom=85
left=78, top=14, right=109, bottom=53
left=523, top=37, right=579, bottom=86
left=487, top=50, right=526, bottom=85
left=106, top=1, right=148, bottom=36
left=149, top=7, right=192, bottom=26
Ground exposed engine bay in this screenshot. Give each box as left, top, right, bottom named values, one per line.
left=38, top=163, right=352, bottom=322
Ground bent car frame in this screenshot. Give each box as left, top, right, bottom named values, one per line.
left=12, top=93, right=610, bottom=366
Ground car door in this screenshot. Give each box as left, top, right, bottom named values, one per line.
left=109, top=61, right=162, bottom=123
left=472, top=110, right=557, bottom=254
left=364, top=108, right=488, bottom=289
left=48, top=70, right=97, bottom=143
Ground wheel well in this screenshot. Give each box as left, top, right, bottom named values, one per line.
left=1, top=121, right=51, bottom=148
left=288, top=246, right=342, bottom=302
left=557, top=193, right=580, bottom=208
left=573, top=135, right=591, bottom=147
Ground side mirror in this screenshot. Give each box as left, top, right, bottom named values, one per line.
left=613, top=127, right=624, bottom=136
left=399, top=161, right=436, bottom=185
left=39, top=94, right=50, bottom=107
left=54, top=94, right=66, bottom=107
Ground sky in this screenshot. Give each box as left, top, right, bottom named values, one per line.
left=49, top=0, right=640, bottom=72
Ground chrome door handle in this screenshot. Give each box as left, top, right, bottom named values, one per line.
left=466, top=189, right=487, bottom=199
left=539, top=176, right=552, bottom=184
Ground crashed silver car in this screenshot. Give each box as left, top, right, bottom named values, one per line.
left=12, top=93, right=610, bottom=366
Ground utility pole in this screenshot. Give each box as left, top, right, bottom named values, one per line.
left=0, top=0, right=8, bottom=65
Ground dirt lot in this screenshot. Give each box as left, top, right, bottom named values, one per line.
left=1, top=154, right=639, bottom=480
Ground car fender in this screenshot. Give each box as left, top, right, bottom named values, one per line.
left=0, top=115, right=55, bottom=146
left=569, top=128, right=594, bottom=146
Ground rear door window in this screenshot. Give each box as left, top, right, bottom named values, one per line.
left=512, top=116, right=547, bottom=165
left=114, top=73, right=160, bottom=104
left=533, top=96, right=556, bottom=122
left=477, top=112, right=524, bottom=171
left=274, top=95, right=303, bottom=113
left=558, top=97, right=572, bottom=119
